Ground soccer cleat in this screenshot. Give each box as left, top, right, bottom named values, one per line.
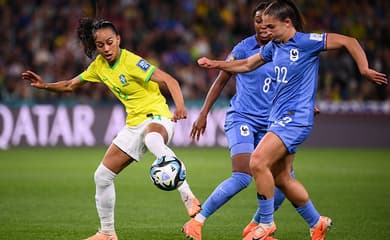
left=242, top=222, right=277, bottom=240
left=243, top=222, right=279, bottom=239
left=242, top=221, right=258, bottom=237
left=84, top=231, right=118, bottom=240
left=183, top=196, right=201, bottom=217
left=181, top=218, right=203, bottom=240
left=310, top=216, right=332, bottom=240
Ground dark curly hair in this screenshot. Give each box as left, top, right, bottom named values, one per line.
left=252, top=0, right=273, bottom=17
left=77, top=18, right=119, bottom=59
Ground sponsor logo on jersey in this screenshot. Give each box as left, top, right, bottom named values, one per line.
left=309, top=33, right=323, bottom=41
left=290, top=48, right=299, bottom=62
left=240, top=125, right=250, bottom=136
left=136, top=59, right=151, bottom=71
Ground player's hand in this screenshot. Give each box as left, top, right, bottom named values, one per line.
left=190, top=114, right=207, bottom=141
left=22, top=70, right=46, bottom=89
left=171, top=107, right=187, bottom=122
left=362, top=68, right=388, bottom=85
left=197, top=57, right=216, bottom=69
left=314, top=105, right=320, bottom=116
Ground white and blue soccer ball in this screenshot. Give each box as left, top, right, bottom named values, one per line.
left=150, top=156, right=186, bottom=191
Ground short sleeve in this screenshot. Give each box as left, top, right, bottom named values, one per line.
left=79, top=60, right=101, bottom=83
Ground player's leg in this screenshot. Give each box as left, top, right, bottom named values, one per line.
left=274, top=154, right=332, bottom=240
left=243, top=184, right=286, bottom=238
left=143, top=117, right=200, bottom=217
left=271, top=124, right=332, bottom=240
left=243, top=132, right=288, bottom=240
left=198, top=153, right=252, bottom=219
left=86, top=142, right=134, bottom=240
left=182, top=123, right=254, bottom=240
left=243, top=132, right=292, bottom=238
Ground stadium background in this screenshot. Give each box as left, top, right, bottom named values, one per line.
left=1, top=2, right=390, bottom=240
left=0, top=0, right=389, bottom=148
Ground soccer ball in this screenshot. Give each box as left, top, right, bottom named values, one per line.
left=149, top=156, right=186, bottom=191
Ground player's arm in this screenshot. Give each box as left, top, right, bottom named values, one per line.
left=150, top=68, right=187, bottom=122
left=197, top=53, right=265, bottom=73
left=190, top=70, right=232, bottom=141
left=326, top=33, right=388, bottom=85
left=22, top=70, right=85, bottom=92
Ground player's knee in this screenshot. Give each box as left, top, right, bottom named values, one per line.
left=94, top=164, right=116, bottom=187
left=249, top=158, right=268, bottom=175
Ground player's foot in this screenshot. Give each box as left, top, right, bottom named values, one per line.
left=242, top=221, right=258, bottom=237
left=183, top=196, right=201, bottom=217
left=181, top=218, right=203, bottom=240
left=84, top=231, right=118, bottom=240
left=242, top=222, right=276, bottom=240
left=310, top=216, right=332, bottom=240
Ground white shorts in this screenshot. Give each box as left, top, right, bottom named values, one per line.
left=112, top=116, right=175, bottom=161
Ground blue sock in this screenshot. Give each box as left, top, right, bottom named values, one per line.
left=252, top=169, right=295, bottom=222
left=296, top=200, right=320, bottom=227
left=200, top=172, right=251, bottom=218
left=253, top=187, right=285, bottom=223
left=258, top=197, right=274, bottom=224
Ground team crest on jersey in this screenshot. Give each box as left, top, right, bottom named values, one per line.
left=136, top=59, right=151, bottom=72
left=119, top=74, right=128, bottom=86
left=290, top=49, right=299, bottom=62
left=240, top=125, right=250, bottom=136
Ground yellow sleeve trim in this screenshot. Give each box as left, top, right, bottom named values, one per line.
left=145, top=66, right=156, bottom=83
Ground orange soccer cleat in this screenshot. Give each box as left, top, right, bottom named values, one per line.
left=84, top=231, right=118, bottom=240
left=242, top=221, right=259, bottom=238
left=242, top=222, right=277, bottom=240
left=181, top=218, right=203, bottom=240
left=310, top=216, right=332, bottom=240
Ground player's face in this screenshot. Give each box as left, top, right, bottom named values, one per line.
left=254, top=10, right=272, bottom=44
left=262, top=14, right=291, bottom=43
left=94, top=28, right=121, bottom=65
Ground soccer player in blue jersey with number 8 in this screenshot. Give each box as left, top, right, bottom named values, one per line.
left=22, top=18, right=201, bottom=240
left=197, top=0, right=388, bottom=239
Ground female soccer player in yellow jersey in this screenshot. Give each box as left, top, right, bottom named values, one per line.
left=22, top=18, right=200, bottom=240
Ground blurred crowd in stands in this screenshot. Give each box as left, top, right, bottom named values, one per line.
left=1, top=0, right=389, bottom=106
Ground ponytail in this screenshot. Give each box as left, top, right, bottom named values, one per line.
left=77, top=17, right=96, bottom=59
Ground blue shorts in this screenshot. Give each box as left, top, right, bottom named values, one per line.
left=225, top=121, right=267, bottom=157
left=268, top=122, right=312, bottom=154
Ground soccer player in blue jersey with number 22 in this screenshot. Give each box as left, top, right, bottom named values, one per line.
left=197, top=0, right=388, bottom=240
left=183, top=2, right=290, bottom=240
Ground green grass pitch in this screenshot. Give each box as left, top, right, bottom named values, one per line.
left=0, top=147, right=389, bottom=239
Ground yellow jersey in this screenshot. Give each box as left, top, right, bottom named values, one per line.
left=79, top=49, right=172, bottom=126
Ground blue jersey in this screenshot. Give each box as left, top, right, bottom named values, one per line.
left=225, top=35, right=275, bottom=128
left=261, top=32, right=326, bottom=126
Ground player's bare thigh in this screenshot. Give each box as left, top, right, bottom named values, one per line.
left=250, top=131, right=288, bottom=171
left=102, top=143, right=134, bottom=174
left=145, top=122, right=169, bottom=143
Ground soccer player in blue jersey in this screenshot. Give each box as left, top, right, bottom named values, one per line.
left=197, top=0, right=388, bottom=239
left=22, top=18, right=200, bottom=240
left=182, top=2, right=287, bottom=240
